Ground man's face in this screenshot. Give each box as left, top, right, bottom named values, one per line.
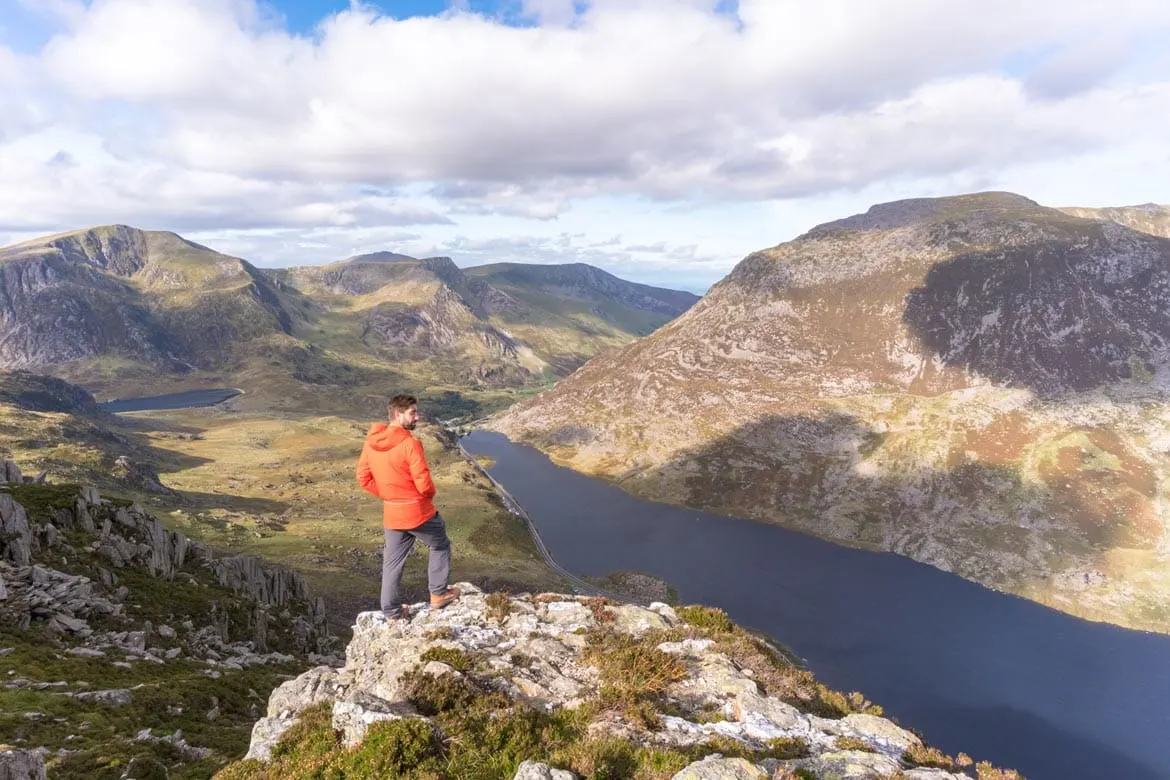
left=394, top=405, right=420, bottom=430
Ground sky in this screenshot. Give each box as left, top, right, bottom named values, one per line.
left=1, top=1, right=1169, bottom=292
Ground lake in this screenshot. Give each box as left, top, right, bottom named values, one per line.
left=462, top=429, right=1170, bottom=780
left=98, top=388, right=241, bottom=413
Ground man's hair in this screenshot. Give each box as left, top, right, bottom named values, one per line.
left=388, top=394, right=418, bottom=415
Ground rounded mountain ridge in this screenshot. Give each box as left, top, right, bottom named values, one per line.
left=799, top=191, right=1044, bottom=237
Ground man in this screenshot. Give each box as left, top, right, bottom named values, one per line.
left=356, top=394, right=460, bottom=619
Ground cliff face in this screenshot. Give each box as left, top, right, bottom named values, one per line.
left=488, top=192, right=1170, bottom=634
left=227, top=583, right=1005, bottom=779
left=0, top=226, right=296, bottom=372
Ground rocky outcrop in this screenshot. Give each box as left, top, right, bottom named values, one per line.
left=0, top=370, right=101, bottom=415
left=240, top=584, right=985, bottom=779
left=0, top=475, right=333, bottom=658
left=488, top=191, right=1170, bottom=635
left=0, top=748, right=47, bottom=780
left=111, top=455, right=176, bottom=495
left=0, top=491, right=31, bottom=566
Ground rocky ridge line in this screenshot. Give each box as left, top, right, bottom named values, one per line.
left=0, top=459, right=338, bottom=666
left=238, top=582, right=1006, bottom=779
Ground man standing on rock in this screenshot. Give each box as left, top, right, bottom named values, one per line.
left=356, top=394, right=460, bottom=619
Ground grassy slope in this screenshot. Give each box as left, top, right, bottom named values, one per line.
left=0, top=396, right=569, bottom=632
left=0, top=483, right=311, bottom=780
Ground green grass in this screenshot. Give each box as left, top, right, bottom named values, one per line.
left=0, top=624, right=308, bottom=780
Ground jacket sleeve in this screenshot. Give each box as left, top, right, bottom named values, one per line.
left=356, top=443, right=381, bottom=498
left=407, top=438, right=437, bottom=499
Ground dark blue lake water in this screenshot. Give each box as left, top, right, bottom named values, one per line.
left=462, top=429, right=1170, bottom=780
left=98, top=388, right=241, bottom=413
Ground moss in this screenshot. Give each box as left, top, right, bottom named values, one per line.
left=582, top=630, right=687, bottom=718
left=401, top=669, right=495, bottom=717
left=334, top=718, right=444, bottom=778
left=903, top=743, right=961, bottom=770
left=833, top=736, right=877, bottom=752
left=484, top=591, right=512, bottom=623
left=1, top=482, right=81, bottom=521
left=552, top=735, right=639, bottom=780
left=765, top=737, right=811, bottom=759
left=676, top=605, right=734, bottom=634
left=418, top=645, right=477, bottom=673
left=976, top=761, right=1024, bottom=779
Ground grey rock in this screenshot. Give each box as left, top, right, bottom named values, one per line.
left=331, top=699, right=413, bottom=747
left=119, top=754, right=169, bottom=779
left=66, top=648, right=106, bottom=658
left=671, top=756, right=768, bottom=779
left=0, top=747, right=47, bottom=780
left=2, top=461, right=22, bottom=485
left=512, top=760, right=578, bottom=780
left=243, top=716, right=298, bottom=762
left=0, top=494, right=32, bottom=566
left=75, top=688, right=132, bottom=706
left=777, top=750, right=902, bottom=778
left=49, top=614, right=88, bottom=633
left=266, top=666, right=348, bottom=718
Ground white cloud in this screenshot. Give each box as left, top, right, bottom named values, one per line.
left=0, top=0, right=1169, bottom=287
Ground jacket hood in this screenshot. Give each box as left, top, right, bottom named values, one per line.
left=365, top=422, right=413, bottom=452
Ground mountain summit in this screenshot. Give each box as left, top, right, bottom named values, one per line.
left=0, top=228, right=697, bottom=401
left=0, top=225, right=295, bottom=372
left=488, top=191, right=1170, bottom=634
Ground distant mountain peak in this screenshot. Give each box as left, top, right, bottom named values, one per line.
left=801, top=191, right=1043, bottom=237
left=342, top=251, right=419, bottom=264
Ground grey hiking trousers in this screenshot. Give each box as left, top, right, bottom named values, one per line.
left=381, top=513, right=451, bottom=614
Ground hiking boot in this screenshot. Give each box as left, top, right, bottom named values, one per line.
left=383, top=606, right=409, bottom=621
left=429, top=587, right=461, bottom=610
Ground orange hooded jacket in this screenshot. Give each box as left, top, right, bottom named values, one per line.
left=355, top=423, right=437, bottom=530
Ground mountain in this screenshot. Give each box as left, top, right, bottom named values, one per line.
left=0, top=225, right=297, bottom=374
left=264, top=252, right=699, bottom=386
left=0, top=228, right=697, bottom=403
left=487, top=191, right=1170, bottom=634
left=1059, top=203, right=1170, bottom=238
left=464, top=261, right=699, bottom=320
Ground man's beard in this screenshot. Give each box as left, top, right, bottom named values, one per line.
left=404, top=420, right=416, bottom=430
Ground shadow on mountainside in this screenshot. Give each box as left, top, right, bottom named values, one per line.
left=902, top=242, right=1170, bottom=396
left=630, top=410, right=1158, bottom=594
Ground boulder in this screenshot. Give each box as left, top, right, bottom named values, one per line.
left=243, top=716, right=298, bottom=762
left=0, top=495, right=32, bottom=566
left=1, top=461, right=22, bottom=485
left=512, top=761, right=578, bottom=780
left=671, top=756, right=768, bottom=779
left=0, top=748, right=46, bottom=780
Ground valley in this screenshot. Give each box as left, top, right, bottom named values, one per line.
left=488, top=192, right=1170, bottom=635
left=4, top=196, right=1170, bottom=779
